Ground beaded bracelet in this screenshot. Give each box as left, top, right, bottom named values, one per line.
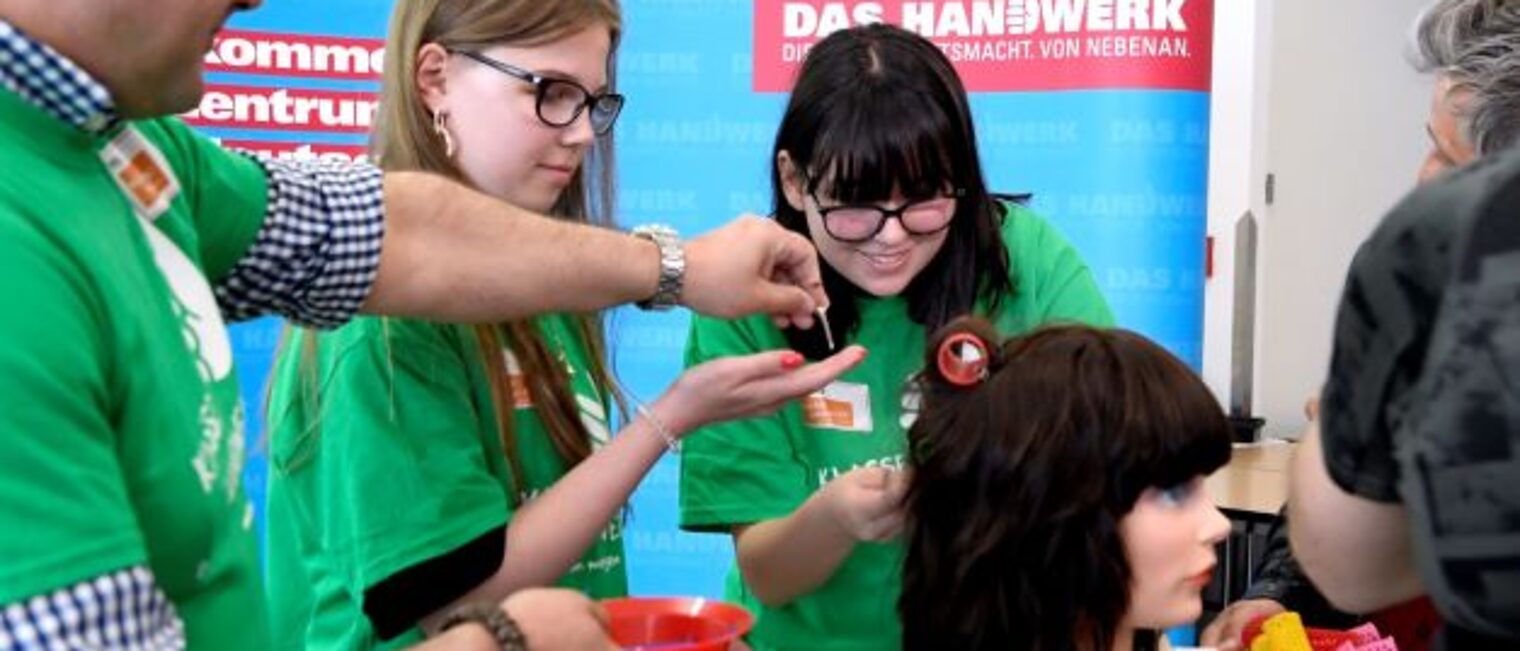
left=437, top=603, right=527, bottom=651
left=636, top=403, right=681, bottom=454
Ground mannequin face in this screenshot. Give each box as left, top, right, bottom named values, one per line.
left=1117, top=476, right=1232, bottom=630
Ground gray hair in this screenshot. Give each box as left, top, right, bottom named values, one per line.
left=1413, top=0, right=1520, bottom=154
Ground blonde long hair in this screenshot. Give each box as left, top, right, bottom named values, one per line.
left=302, top=0, right=625, bottom=498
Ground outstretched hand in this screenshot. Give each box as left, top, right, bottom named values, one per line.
left=682, top=215, right=830, bottom=330
left=653, top=345, right=868, bottom=436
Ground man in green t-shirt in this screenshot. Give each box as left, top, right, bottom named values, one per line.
left=0, top=0, right=838, bottom=648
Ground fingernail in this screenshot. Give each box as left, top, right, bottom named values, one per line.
left=781, top=351, right=805, bottom=369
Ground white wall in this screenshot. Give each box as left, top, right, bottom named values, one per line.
left=1202, top=0, right=1273, bottom=417
left=1204, top=0, right=1433, bottom=438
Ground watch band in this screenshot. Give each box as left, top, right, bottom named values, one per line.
left=437, top=603, right=529, bottom=651
left=630, top=224, right=685, bottom=311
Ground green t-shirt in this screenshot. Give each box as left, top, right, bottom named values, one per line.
left=680, top=205, right=1114, bottom=651
left=0, top=89, right=270, bottom=648
left=265, top=314, right=627, bottom=650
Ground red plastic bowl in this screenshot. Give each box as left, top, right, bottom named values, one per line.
left=602, top=597, right=754, bottom=651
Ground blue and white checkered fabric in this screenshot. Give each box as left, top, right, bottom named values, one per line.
left=0, top=566, right=185, bottom=650
left=0, top=20, right=117, bottom=134
left=0, top=18, right=385, bottom=328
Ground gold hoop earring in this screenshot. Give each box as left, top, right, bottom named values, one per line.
left=432, top=109, right=456, bottom=158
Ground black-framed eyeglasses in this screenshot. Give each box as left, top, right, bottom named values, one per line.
left=805, top=178, right=964, bottom=243
left=450, top=48, right=625, bottom=135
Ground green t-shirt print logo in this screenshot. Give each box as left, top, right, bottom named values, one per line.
left=137, top=214, right=244, bottom=499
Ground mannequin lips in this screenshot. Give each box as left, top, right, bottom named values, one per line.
left=1184, top=564, right=1215, bottom=589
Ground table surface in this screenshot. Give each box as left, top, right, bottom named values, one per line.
left=1206, top=441, right=1294, bottom=518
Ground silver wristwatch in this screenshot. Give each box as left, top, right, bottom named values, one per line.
left=631, top=224, right=685, bottom=311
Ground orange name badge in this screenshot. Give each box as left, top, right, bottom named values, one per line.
left=801, top=381, right=872, bottom=433
left=99, top=126, right=180, bottom=221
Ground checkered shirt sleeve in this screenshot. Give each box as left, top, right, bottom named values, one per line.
left=0, top=566, right=184, bottom=650
left=213, top=155, right=386, bottom=329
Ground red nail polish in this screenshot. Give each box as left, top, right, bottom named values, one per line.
left=781, top=352, right=805, bottom=369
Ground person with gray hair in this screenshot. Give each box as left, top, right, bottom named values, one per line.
left=1412, top=0, right=1520, bottom=169
left=1202, top=1, right=1520, bottom=648
left=1286, top=0, right=1520, bottom=648
left=1292, top=121, right=1520, bottom=650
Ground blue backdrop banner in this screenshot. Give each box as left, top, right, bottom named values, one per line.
left=205, top=0, right=1212, bottom=603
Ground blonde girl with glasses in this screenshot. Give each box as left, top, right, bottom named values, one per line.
left=262, top=2, right=864, bottom=649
